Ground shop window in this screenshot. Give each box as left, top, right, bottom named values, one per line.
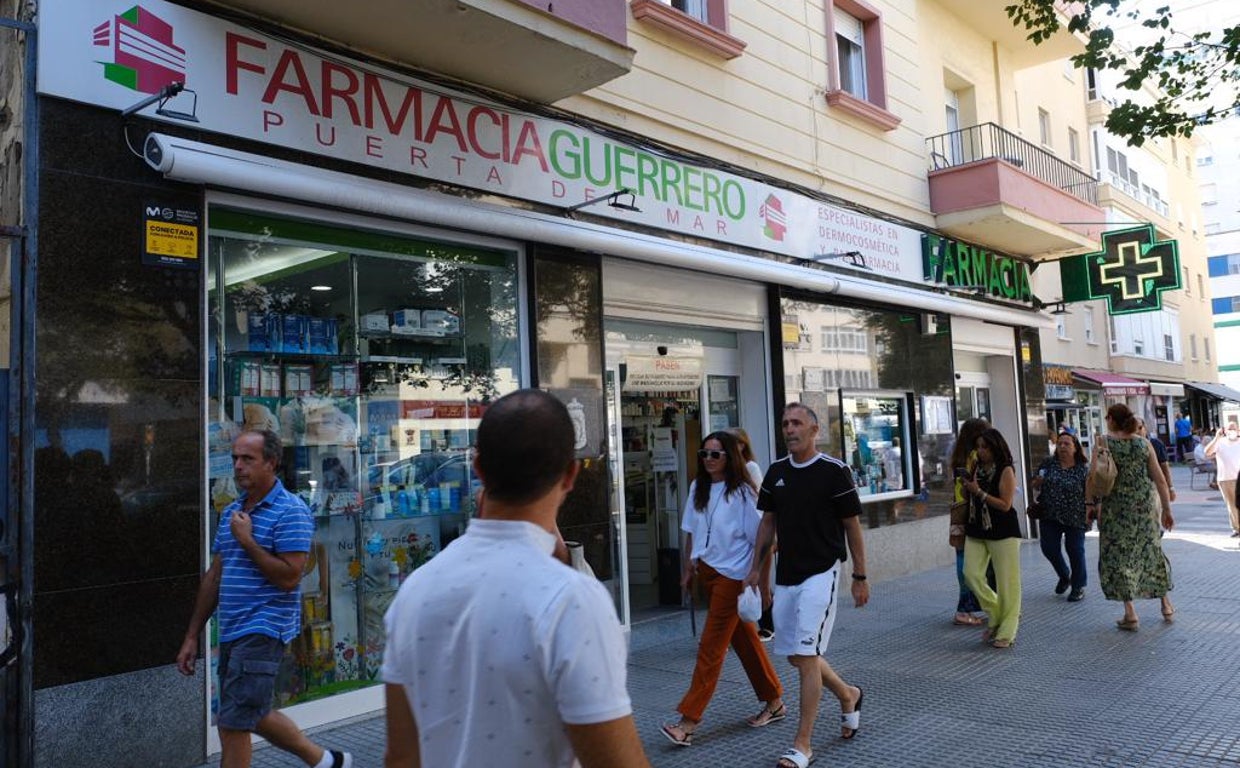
left=630, top=0, right=747, bottom=59
left=207, top=208, right=519, bottom=712
left=779, top=297, right=954, bottom=528
left=825, top=0, right=900, bottom=131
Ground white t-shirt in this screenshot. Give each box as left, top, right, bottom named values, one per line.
left=1214, top=438, right=1240, bottom=477
left=381, top=519, right=632, bottom=768
left=680, top=480, right=761, bottom=580
left=745, top=460, right=764, bottom=490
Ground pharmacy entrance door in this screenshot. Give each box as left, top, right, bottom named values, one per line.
left=604, top=320, right=764, bottom=626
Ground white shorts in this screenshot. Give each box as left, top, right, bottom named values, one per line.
left=771, top=563, right=840, bottom=658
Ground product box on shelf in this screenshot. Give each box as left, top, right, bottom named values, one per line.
left=330, top=362, right=359, bottom=396
left=281, top=315, right=310, bottom=354
left=391, top=309, right=422, bottom=330
left=421, top=309, right=460, bottom=335
left=284, top=364, right=314, bottom=397
left=259, top=364, right=282, bottom=397
left=308, top=317, right=338, bottom=355
left=361, top=312, right=389, bottom=333
left=237, top=360, right=262, bottom=396
left=247, top=312, right=278, bottom=352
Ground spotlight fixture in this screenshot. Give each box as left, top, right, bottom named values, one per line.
left=812, top=251, right=868, bottom=269
left=565, top=188, right=642, bottom=214
left=119, top=81, right=199, bottom=122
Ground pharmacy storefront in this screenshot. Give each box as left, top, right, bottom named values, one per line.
left=27, top=2, right=1050, bottom=765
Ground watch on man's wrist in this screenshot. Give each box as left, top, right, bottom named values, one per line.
left=852, top=573, right=867, bottom=581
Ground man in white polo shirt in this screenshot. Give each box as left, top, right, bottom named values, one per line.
left=381, top=389, right=650, bottom=768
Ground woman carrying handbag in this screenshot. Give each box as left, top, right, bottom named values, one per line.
left=1030, top=431, right=1090, bottom=602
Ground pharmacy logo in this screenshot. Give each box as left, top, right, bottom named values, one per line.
left=760, top=194, right=786, bottom=242
left=93, top=5, right=186, bottom=94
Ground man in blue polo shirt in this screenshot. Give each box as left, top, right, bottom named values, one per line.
left=176, top=429, right=350, bottom=768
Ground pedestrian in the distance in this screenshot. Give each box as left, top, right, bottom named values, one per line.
left=660, top=431, right=784, bottom=747
left=1031, top=431, right=1089, bottom=602
left=176, top=429, right=352, bottom=768
left=1203, top=423, right=1240, bottom=536
left=960, top=428, right=1023, bottom=649
left=948, top=418, right=990, bottom=627
left=381, top=389, right=650, bottom=768
left=1090, top=404, right=1175, bottom=631
left=730, top=427, right=775, bottom=642
left=1174, top=411, right=1193, bottom=462
left=745, top=403, right=868, bottom=768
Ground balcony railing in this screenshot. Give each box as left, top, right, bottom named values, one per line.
left=927, top=122, right=1099, bottom=206
left=1100, top=170, right=1170, bottom=217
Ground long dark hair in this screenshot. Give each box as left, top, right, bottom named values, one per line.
left=692, top=431, right=752, bottom=511
left=1107, top=403, right=1138, bottom=434
left=975, top=428, right=1014, bottom=469
left=950, top=418, right=990, bottom=470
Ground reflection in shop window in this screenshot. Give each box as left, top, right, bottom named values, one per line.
left=207, top=209, right=518, bottom=711
left=842, top=394, right=910, bottom=497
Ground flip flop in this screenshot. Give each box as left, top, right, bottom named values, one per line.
left=840, top=686, right=864, bottom=739
left=659, top=722, right=694, bottom=747
left=776, top=747, right=815, bottom=767
left=953, top=614, right=985, bottom=626
left=747, top=702, right=787, bottom=728
left=1116, top=617, right=1139, bottom=632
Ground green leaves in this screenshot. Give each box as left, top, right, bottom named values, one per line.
left=1006, top=0, right=1239, bottom=146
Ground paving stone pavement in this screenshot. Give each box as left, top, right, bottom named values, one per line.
left=196, top=465, right=1240, bottom=768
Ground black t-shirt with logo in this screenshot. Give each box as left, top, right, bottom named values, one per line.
left=758, top=453, right=861, bottom=586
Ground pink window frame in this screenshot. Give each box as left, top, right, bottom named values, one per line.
left=824, top=0, right=900, bottom=131
left=630, top=0, right=747, bottom=60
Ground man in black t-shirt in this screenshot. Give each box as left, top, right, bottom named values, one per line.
left=745, top=403, right=870, bottom=768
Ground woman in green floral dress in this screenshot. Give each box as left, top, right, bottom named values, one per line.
left=1090, top=404, right=1175, bottom=631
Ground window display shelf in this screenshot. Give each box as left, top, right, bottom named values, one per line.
left=228, top=350, right=359, bottom=360
left=360, top=330, right=462, bottom=344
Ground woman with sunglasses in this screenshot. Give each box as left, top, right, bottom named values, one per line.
left=660, top=431, right=784, bottom=747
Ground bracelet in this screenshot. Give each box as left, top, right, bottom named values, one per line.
left=852, top=573, right=867, bottom=581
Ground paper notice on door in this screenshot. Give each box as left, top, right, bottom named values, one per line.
left=651, top=428, right=678, bottom=472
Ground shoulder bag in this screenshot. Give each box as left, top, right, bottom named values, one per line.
left=1088, top=437, right=1118, bottom=499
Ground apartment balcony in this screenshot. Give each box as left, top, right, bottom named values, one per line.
left=1096, top=170, right=1174, bottom=232
left=926, top=123, right=1104, bottom=257
left=210, top=0, right=634, bottom=103
left=935, top=0, right=1084, bottom=67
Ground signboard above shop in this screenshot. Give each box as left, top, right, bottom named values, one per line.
left=623, top=356, right=703, bottom=392
left=36, top=0, right=1030, bottom=303
left=1060, top=225, right=1180, bottom=315
left=922, top=234, right=1033, bottom=304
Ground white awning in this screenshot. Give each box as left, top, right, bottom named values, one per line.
left=142, top=133, right=1055, bottom=329
left=1147, top=381, right=1185, bottom=398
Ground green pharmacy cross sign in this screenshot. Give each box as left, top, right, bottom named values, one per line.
left=1059, top=225, right=1180, bottom=315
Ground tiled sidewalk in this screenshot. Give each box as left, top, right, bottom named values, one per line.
left=203, top=466, right=1240, bottom=767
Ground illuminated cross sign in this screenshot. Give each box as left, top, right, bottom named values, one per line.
left=1059, top=225, right=1180, bottom=315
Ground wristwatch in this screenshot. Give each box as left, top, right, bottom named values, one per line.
left=852, top=573, right=867, bottom=581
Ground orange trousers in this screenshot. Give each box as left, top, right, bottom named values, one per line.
left=677, top=561, right=782, bottom=722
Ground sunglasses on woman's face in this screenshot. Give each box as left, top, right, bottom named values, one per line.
left=697, top=449, right=726, bottom=460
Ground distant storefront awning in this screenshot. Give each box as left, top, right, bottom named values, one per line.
left=1072, top=369, right=1149, bottom=396
left=1147, top=381, right=1186, bottom=398
left=1185, top=381, right=1240, bottom=403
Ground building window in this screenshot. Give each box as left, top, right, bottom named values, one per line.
left=1190, top=333, right=1198, bottom=360
left=1134, top=335, right=1144, bottom=356
left=1198, top=273, right=1206, bottom=298
left=1165, top=333, right=1175, bottom=362
left=630, top=0, right=747, bottom=59
left=1109, top=315, right=1119, bottom=353
left=1056, top=313, right=1068, bottom=339
left=1184, top=268, right=1191, bottom=295
left=1206, top=337, right=1212, bottom=362
left=1084, top=306, right=1095, bottom=343
left=825, top=0, right=900, bottom=131
left=1068, top=127, right=1080, bottom=164
left=1038, top=108, right=1052, bottom=147
left=821, top=326, right=869, bottom=354
left=1086, top=68, right=1098, bottom=100
left=1171, top=140, right=1178, bottom=163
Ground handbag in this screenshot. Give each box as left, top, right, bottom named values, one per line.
left=1088, top=438, right=1118, bottom=499
left=1026, top=499, right=1045, bottom=520
left=948, top=499, right=969, bottom=548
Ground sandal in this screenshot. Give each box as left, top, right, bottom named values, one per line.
left=659, top=721, right=696, bottom=747
left=1116, top=617, right=1139, bottom=632
left=747, top=702, right=787, bottom=728
left=1162, top=602, right=1176, bottom=622
left=953, top=613, right=985, bottom=626
left=990, top=638, right=1014, bottom=649
left=776, top=747, right=815, bottom=767
left=840, top=686, right=864, bottom=739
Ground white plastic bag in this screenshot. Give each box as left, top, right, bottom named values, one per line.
left=565, top=541, right=595, bottom=579
left=737, top=586, right=762, bottom=623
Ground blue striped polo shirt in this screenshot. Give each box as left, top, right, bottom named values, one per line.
left=212, top=479, right=314, bottom=644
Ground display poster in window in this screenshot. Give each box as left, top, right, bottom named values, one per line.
left=921, top=396, right=954, bottom=435
left=651, top=428, right=678, bottom=473
left=623, top=355, right=703, bottom=392
left=142, top=202, right=200, bottom=269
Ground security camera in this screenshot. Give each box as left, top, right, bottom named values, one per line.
left=657, top=345, right=668, bottom=356
left=144, top=133, right=170, bottom=171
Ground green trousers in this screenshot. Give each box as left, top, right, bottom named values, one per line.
left=963, top=536, right=1022, bottom=643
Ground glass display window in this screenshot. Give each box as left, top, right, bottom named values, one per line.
left=206, top=208, right=519, bottom=712
left=841, top=393, right=911, bottom=499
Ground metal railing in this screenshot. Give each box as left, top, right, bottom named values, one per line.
left=927, top=122, right=1099, bottom=206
